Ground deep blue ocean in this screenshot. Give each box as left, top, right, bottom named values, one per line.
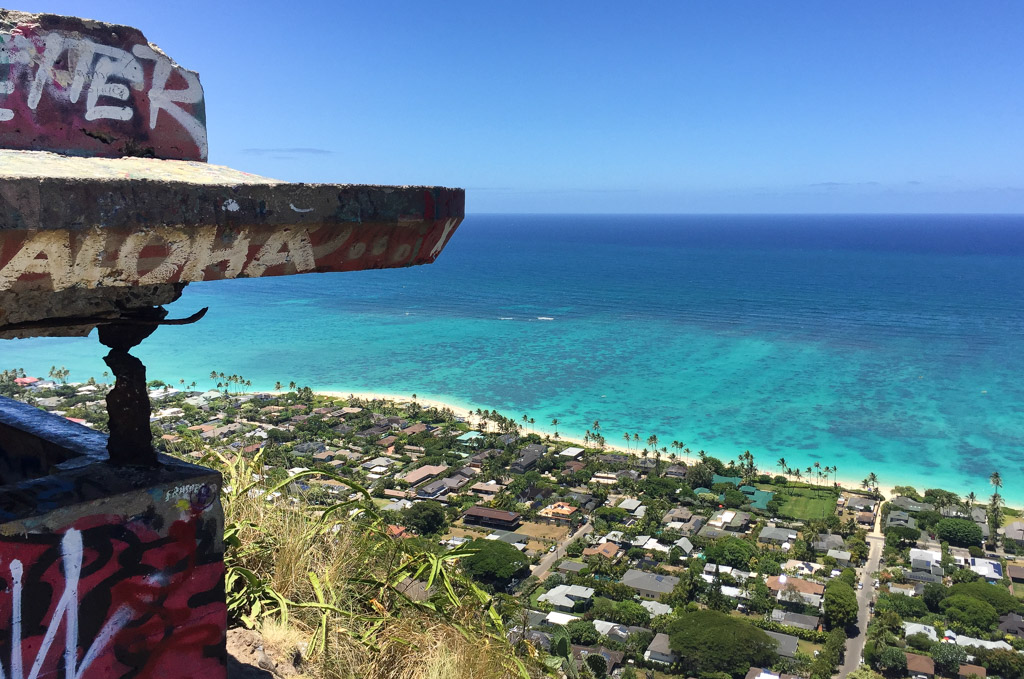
left=4, top=214, right=1023, bottom=503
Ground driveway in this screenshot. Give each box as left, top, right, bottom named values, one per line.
left=531, top=521, right=594, bottom=581
left=838, top=533, right=884, bottom=677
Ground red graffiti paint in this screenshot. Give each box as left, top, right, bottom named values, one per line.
left=0, top=510, right=225, bottom=679
left=0, top=17, right=207, bottom=160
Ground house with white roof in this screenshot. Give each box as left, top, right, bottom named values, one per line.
left=538, top=585, right=595, bottom=612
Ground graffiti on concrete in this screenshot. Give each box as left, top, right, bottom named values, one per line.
left=0, top=218, right=460, bottom=294
left=0, top=16, right=206, bottom=160
left=0, top=511, right=225, bottom=679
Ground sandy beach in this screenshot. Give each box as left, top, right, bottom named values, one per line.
left=311, top=390, right=910, bottom=502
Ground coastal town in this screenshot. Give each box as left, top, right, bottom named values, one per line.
left=3, top=368, right=1023, bottom=679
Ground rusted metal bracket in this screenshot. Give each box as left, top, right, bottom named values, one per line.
left=0, top=307, right=208, bottom=334
left=94, top=306, right=207, bottom=467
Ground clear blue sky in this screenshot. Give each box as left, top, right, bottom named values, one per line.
left=18, top=1, right=1024, bottom=213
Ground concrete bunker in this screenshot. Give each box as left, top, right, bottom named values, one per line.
left=0, top=9, right=464, bottom=679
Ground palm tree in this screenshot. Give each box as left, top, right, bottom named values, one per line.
left=777, top=457, right=787, bottom=480
left=529, top=417, right=535, bottom=433
left=647, top=434, right=659, bottom=452
left=551, top=418, right=559, bottom=436
left=633, top=433, right=640, bottom=448
left=991, top=471, right=1003, bottom=494
left=274, top=381, right=282, bottom=392
left=965, top=491, right=977, bottom=508
left=592, top=420, right=601, bottom=435
left=623, top=432, right=631, bottom=450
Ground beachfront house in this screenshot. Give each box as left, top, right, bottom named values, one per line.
left=891, top=496, right=935, bottom=513
left=511, top=444, right=545, bottom=473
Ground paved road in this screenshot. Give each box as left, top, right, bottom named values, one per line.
left=531, top=521, right=594, bottom=580
left=838, top=532, right=884, bottom=677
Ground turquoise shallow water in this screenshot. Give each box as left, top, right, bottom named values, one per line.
left=3, top=214, right=1023, bottom=504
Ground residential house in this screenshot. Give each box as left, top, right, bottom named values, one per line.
left=959, top=665, right=987, bottom=679
left=812, top=533, right=845, bottom=553
left=771, top=610, right=820, bottom=631
left=571, top=646, right=624, bottom=675
left=699, top=509, right=751, bottom=539
left=1007, top=565, right=1024, bottom=585
left=582, top=542, right=621, bottom=560
left=827, top=549, right=852, bottom=567
left=891, top=496, right=935, bottom=513
left=619, top=569, right=679, bottom=599
left=557, top=561, right=587, bottom=576
left=638, top=602, right=671, bottom=618
left=294, top=441, right=327, bottom=456
left=886, top=511, right=917, bottom=530
left=644, top=633, right=679, bottom=665
left=538, top=584, right=594, bottom=612
left=401, top=422, right=428, bottom=436
left=538, top=502, right=579, bottom=525
left=1003, top=522, right=1024, bottom=545
left=764, top=631, right=799, bottom=659
left=759, top=526, right=798, bottom=547
left=905, top=652, right=935, bottom=679
left=558, top=446, right=585, bottom=459
left=360, top=456, right=395, bottom=474
left=511, top=444, right=545, bottom=473
left=469, top=481, right=504, bottom=499
left=663, top=464, right=688, bottom=480
left=462, top=506, right=521, bottom=530
left=999, top=613, right=1024, bottom=638
left=592, top=620, right=652, bottom=643
left=766, top=575, right=824, bottom=608
left=592, top=472, right=618, bottom=485
left=969, top=557, right=1003, bottom=582
left=402, top=464, right=448, bottom=486
left=745, top=670, right=799, bottom=679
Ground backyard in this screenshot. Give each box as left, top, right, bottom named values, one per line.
left=760, top=483, right=838, bottom=521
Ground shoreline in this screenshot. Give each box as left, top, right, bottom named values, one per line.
left=317, top=389, right=947, bottom=504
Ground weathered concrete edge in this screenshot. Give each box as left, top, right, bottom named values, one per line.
left=0, top=395, right=223, bottom=525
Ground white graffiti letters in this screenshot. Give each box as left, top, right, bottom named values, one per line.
left=0, top=31, right=205, bottom=155
left=0, top=529, right=132, bottom=679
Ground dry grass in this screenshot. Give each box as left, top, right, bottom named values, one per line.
left=217, top=452, right=535, bottom=679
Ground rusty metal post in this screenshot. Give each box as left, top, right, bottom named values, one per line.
left=97, top=307, right=167, bottom=466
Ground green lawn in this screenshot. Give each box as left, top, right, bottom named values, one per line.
left=798, top=639, right=823, bottom=656
left=774, top=486, right=837, bottom=521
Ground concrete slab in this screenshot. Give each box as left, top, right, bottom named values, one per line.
left=0, top=150, right=464, bottom=335
left=0, top=395, right=225, bottom=677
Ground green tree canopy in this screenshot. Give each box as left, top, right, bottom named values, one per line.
left=936, top=518, right=984, bottom=547
left=666, top=610, right=777, bottom=678
left=824, top=580, right=859, bottom=630
left=949, top=581, right=1022, bottom=616
left=875, top=645, right=908, bottom=677
left=932, top=643, right=968, bottom=676
left=566, top=619, right=600, bottom=645
left=704, top=536, right=757, bottom=569
left=461, top=538, right=530, bottom=583
left=401, top=500, right=448, bottom=535
left=940, top=594, right=999, bottom=630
